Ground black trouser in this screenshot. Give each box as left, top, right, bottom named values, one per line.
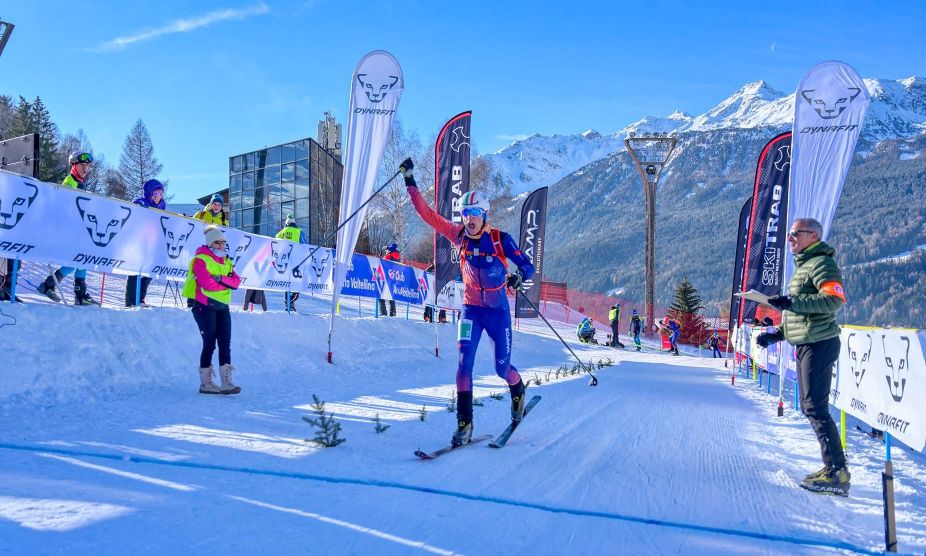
left=797, top=336, right=846, bottom=469
left=610, top=322, right=623, bottom=347
left=424, top=305, right=433, bottom=321
left=243, top=289, right=267, bottom=311
left=285, top=292, right=299, bottom=310
left=379, top=299, right=396, bottom=317
left=192, top=303, right=232, bottom=368
left=125, top=275, right=152, bottom=306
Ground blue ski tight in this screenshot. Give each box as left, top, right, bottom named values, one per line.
left=456, top=304, right=520, bottom=392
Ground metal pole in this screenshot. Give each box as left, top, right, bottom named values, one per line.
left=645, top=181, right=656, bottom=336
left=516, top=290, right=598, bottom=386
left=9, top=259, right=18, bottom=303
left=883, top=433, right=897, bottom=552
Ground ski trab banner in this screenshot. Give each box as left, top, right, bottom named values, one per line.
left=834, top=326, right=926, bottom=452
left=785, top=60, right=870, bottom=282
left=729, top=196, right=752, bottom=328
left=329, top=50, right=403, bottom=320
left=433, top=111, right=471, bottom=308
left=515, top=187, right=547, bottom=318
left=737, top=132, right=792, bottom=326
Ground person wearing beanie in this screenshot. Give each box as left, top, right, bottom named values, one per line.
left=182, top=225, right=242, bottom=394
left=37, top=152, right=99, bottom=305
left=125, top=179, right=167, bottom=307
left=194, top=194, right=227, bottom=226
left=400, top=157, right=536, bottom=448
left=379, top=243, right=400, bottom=317
left=628, top=308, right=643, bottom=351
left=275, top=214, right=307, bottom=311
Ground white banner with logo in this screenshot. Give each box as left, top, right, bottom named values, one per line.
left=785, top=60, right=870, bottom=281
left=330, top=50, right=404, bottom=313
left=834, top=326, right=926, bottom=452
left=0, top=170, right=435, bottom=303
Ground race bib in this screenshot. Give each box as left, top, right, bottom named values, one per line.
left=458, top=319, right=473, bottom=342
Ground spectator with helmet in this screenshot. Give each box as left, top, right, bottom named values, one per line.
left=125, top=179, right=166, bottom=307
left=275, top=214, right=307, bottom=311
left=629, top=308, right=643, bottom=351
left=37, top=152, right=98, bottom=305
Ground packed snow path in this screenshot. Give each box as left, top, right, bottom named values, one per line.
left=1, top=302, right=924, bottom=554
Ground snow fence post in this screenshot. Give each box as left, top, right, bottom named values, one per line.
left=8, top=258, right=18, bottom=302
left=99, top=272, right=106, bottom=306
left=882, top=433, right=897, bottom=552
left=135, top=270, right=142, bottom=306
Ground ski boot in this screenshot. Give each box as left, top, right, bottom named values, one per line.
left=199, top=366, right=222, bottom=394
left=219, top=363, right=241, bottom=394
left=802, top=465, right=833, bottom=483
left=801, top=466, right=850, bottom=496
left=635, top=345, right=641, bottom=352
left=73, top=277, right=99, bottom=306
left=510, top=379, right=527, bottom=422
left=37, top=271, right=64, bottom=302
left=450, top=419, right=473, bottom=447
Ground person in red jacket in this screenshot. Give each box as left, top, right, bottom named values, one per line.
left=379, top=243, right=400, bottom=317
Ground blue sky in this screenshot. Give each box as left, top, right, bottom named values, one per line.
left=3, top=1, right=925, bottom=202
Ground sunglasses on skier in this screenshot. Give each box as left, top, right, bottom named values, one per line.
left=461, top=207, right=485, bottom=218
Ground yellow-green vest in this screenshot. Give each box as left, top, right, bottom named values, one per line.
left=182, top=252, right=234, bottom=305
left=608, top=308, right=619, bottom=322
left=276, top=226, right=301, bottom=242
left=62, top=174, right=81, bottom=189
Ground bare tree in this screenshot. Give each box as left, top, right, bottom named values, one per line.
left=118, top=118, right=163, bottom=201
left=58, top=129, right=108, bottom=194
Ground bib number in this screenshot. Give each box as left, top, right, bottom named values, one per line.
left=458, top=319, right=473, bottom=342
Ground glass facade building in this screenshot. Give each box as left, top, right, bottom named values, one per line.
left=228, top=137, right=342, bottom=245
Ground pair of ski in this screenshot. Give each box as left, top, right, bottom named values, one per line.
left=415, top=395, right=540, bottom=459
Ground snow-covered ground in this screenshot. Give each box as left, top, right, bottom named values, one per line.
left=1, top=283, right=925, bottom=555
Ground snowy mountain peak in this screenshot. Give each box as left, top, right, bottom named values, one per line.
left=486, top=75, right=926, bottom=196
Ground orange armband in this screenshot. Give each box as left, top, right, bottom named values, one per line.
left=819, top=281, right=846, bottom=302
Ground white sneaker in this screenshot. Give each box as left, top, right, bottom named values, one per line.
left=219, top=364, right=241, bottom=394
left=198, top=366, right=222, bottom=394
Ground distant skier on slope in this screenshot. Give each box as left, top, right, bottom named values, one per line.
left=629, top=309, right=643, bottom=351
left=401, top=157, right=535, bottom=447
left=661, top=316, right=681, bottom=356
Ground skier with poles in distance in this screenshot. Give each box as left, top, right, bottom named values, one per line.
left=401, top=157, right=535, bottom=447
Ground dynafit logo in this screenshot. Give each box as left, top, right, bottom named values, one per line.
left=846, top=332, right=872, bottom=388
left=800, top=87, right=862, bottom=120
left=270, top=241, right=293, bottom=274
left=230, top=235, right=252, bottom=267
left=160, top=217, right=194, bottom=259
left=357, top=73, right=399, bottom=103
left=0, top=179, right=38, bottom=230
left=75, top=196, right=131, bottom=247
left=882, top=335, right=911, bottom=402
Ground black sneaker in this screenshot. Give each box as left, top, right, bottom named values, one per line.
left=451, top=420, right=473, bottom=447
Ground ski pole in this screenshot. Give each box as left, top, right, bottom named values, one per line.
left=291, top=170, right=402, bottom=278
left=516, top=290, right=598, bottom=386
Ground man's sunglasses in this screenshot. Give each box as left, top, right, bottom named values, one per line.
left=461, top=207, right=485, bottom=218
left=787, top=229, right=815, bottom=239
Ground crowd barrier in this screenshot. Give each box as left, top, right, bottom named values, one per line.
left=0, top=170, right=464, bottom=309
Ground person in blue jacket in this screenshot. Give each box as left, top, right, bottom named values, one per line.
left=125, top=179, right=166, bottom=307
left=577, top=316, right=596, bottom=343
left=402, top=158, right=535, bottom=447
left=662, top=316, right=681, bottom=355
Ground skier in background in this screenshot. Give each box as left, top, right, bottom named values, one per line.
left=662, top=316, right=681, bottom=355
left=608, top=304, right=625, bottom=348
left=276, top=214, right=307, bottom=311
left=708, top=332, right=722, bottom=358
left=629, top=309, right=643, bottom=351
left=37, top=152, right=99, bottom=306
left=402, top=157, right=535, bottom=448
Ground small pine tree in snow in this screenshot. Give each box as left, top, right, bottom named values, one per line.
left=373, top=413, right=390, bottom=434
left=302, top=394, right=346, bottom=447
left=446, top=391, right=456, bottom=413
left=490, top=391, right=504, bottom=400
left=418, top=405, right=427, bottom=421
left=473, top=396, right=484, bottom=407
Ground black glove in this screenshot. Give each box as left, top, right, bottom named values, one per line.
left=756, top=329, right=784, bottom=348
left=399, top=157, right=414, bottom=177
left=506, top=272, right=523, bottom=291
left=768, top=295, right=792, bottom=311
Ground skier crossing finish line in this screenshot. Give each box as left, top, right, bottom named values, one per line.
left=401, top=158, right=535, bottom=448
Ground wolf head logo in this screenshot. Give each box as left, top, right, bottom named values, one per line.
left=846, top=332, right=872, bottom=388
left=75, top=196, right=131, bottom=247
left=270, top=241, right=293, bottom=273
left=800, top=87, right=862, bottom=120
left=357, top=73, right=399, bottom=103
left=882, top=335, right=910, bottom=402
left=159, top=216, right=195, bottom=260
left=310, top=251, right=329, bottom=279
left=230, top=235, right=252, bottom=267
left=0, top=180, right=38, bottom=230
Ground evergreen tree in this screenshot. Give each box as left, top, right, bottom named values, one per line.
left=118, top=118, right=162, bottom=201
left=30, top=97, right=63, bottom=182
left=0, top=95, right=13, bottom=139
left=7, top=96, right=31, bottom=137
left=669, top=277, right=706, bottom=344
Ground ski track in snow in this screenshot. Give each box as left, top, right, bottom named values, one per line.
left=0, top=298, right=924, bottom=555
